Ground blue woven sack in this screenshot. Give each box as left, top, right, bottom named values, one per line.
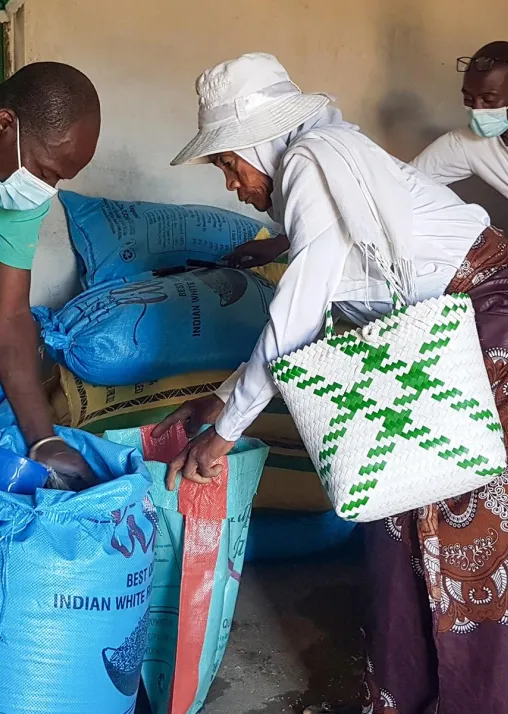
left=33, top=269, right=275, bottom=386
left=0, top=426, right=156, bottom=714
left=60, top=190, right=275, bottom=288
left=104, top=423, right=269, bottom=714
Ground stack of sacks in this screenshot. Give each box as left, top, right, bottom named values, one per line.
left=33, top=192, right=283, bottom=386
left=36, top=190, right=354, bottom=562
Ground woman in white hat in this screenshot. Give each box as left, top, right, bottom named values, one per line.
left=154, top=53, right=508, bottom=714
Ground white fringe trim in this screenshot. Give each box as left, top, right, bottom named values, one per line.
left=362, top=243, right=418, bottom=308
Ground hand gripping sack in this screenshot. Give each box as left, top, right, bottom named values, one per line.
left=104, top=424, right=269, bottom=714
left=50, top=367, right=356, bottom=563
left=0, top=426, right=157, bottom=714
left=59, top=190, right=277, bottom=288
left=270, top=294, right=507, bottom=522
left=33, top=269, right=275, bottom=386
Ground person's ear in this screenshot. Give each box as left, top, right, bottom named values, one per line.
left=0, top=109, right=16, bottom=136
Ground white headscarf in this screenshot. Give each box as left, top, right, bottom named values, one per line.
left=236, top=106, right=417, bottom=305
left=236, top=106, right=358, bottom=178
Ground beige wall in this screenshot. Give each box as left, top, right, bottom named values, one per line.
left=21, top=0, right=508, bottom=306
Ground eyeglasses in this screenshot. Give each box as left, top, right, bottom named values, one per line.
left=457, top=56, right=508, bottom=73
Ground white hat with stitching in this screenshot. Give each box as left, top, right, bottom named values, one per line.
left=171, top=52, right=331, bottom=166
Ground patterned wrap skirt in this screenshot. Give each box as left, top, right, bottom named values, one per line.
left=363, top=226, right=508, bottom=714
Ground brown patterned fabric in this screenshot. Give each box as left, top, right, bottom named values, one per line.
left=363, top=227, right=508, bottom=714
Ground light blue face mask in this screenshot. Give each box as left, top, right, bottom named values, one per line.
left=0, top=121, right=57, bottom=210
left=468, top=106, right=508, bottom=139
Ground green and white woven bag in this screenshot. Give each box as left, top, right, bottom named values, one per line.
left=270, top=294, right=506, bottom=522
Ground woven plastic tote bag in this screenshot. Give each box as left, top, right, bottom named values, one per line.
left=270, top=294, right=507, bottom=522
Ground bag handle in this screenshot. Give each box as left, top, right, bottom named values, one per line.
left=324, top=306, right=335, bottom=339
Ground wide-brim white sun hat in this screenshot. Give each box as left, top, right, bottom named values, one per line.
left=171, top=53, right=332, bottom=166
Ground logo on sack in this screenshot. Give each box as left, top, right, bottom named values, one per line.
left=194, top=268, right=248, bottom=306
left=120, top=248, right=136, bottom=263
left=106, top=280, right=169, bottom=345
left=111, top=496, right=158, bottom=558
left=103, top=608, right=150, bottom=696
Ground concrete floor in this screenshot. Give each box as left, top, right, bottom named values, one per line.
left=137, top=543, right=365, bottom=714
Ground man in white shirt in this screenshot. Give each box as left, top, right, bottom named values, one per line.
left=413, top=41, right=508, bottom=200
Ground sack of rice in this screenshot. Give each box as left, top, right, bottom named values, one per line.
left=60, top=190, right=278, bottom=288
left=34, top=269, right=275, bottom=386
left=0, top=426, right=155, bottom=714
left=104, top=423, right=268, bottom=714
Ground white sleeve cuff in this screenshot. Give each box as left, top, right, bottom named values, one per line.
left=215, top=363, right=247, bottom=403
left=215, top=379, right=279, bottom=442
left=215, top=401, right=245, bottom=442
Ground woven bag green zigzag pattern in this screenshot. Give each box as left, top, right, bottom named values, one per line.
left=271, top=296, right=504, bottom=520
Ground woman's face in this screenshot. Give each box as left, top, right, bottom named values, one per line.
left=212, top=152, right=273, bottom=212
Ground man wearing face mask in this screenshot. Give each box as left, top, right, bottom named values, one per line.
left=0, top=62, right=100, bottom=485
left=413, top=41, right=508, bottom=200
left=413, top=42, right=508, bottom=198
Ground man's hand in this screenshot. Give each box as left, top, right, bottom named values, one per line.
left=34, top=439, right=99, bottom=491
left=223, top=234, right=289, bottom=268
left=152, top=394, right=224, bottom=440
left=165, top=426, right=235, bottom=491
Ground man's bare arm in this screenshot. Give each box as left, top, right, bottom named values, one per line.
left=0, top=262, right=54, bottom=445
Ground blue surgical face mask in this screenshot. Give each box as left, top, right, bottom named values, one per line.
left=468, top=106, right=508, bottom=139
left=0, top=121, right=57, bottom=210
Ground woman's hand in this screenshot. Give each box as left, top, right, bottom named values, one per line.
left=165, top=426, right=235, bottom=490
left=151, top=394, right=224, bottom=439
left=223, top=234, right=289, bottom=268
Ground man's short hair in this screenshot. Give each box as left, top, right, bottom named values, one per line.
left=0, top=61, right=100, bottom=138
left=474, top=41, right=508, bottom=64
